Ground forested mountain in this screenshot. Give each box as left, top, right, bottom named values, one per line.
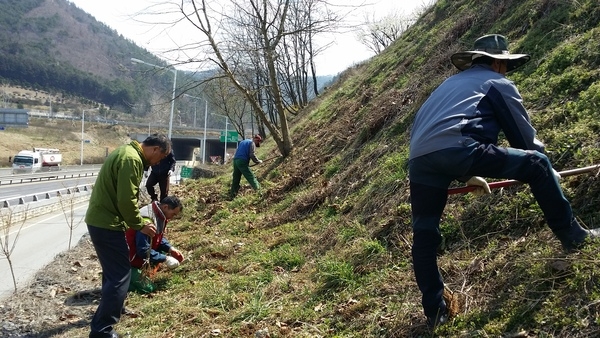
left=0, top=0, right=170, bottom=112
left=0, top=0, right=333, bottom=123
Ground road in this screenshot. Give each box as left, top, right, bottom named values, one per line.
left=1, top=176, right=96, bottom=199
left=0, top=202, right=89, bottom=300
left=0, top=166, right=99, bottom=206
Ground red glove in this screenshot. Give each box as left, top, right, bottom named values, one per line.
left=170, top=248, right=184, bottom=262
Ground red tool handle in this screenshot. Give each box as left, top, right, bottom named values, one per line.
left=447, top=164, right=600, bottom=195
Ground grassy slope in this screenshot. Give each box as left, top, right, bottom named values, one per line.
left=116, top=0, right=600, bottom=337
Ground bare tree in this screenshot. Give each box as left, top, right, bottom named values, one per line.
left=357, top=11, right=414, bottom=55
left=174, top=0, right=341, bottom=157
left=58, top=185, right=85, bottom=250
left=356, top=1, right=436, bottom=55
left=0, top=207, right=28, bottom=293
left=204, top=76, right=254, bottom=139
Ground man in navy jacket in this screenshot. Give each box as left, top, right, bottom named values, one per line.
left=145, top=149, right=176, bottom=202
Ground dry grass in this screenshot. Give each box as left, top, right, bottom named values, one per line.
left=0, top=118, right=147, bottom=168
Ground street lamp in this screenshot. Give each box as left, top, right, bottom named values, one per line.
left=81, top=108, right=98, bottom=165
left=212, top=113, right=229, bottom=165
left=131, top=57, right=177, bottom=139
left=184, top=94, right=208, bottom=164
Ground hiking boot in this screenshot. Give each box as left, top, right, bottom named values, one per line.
left=426, top=306, right=449, bottom=330
left=555, top=218, right=600, bottom=252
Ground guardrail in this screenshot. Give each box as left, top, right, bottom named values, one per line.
left=0, top=185, right=94, bottom=225
left=0, top=172, right=97, bottom=186
left=1, top=183, right=95, bottom=208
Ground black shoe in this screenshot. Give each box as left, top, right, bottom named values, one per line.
left=556, top=218, right=600, bottom=252
left=426, top=307, right=449, bottom=330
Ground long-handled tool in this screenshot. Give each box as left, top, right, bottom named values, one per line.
left=250, top=155, right=281, bottom=167
left=448, top=164, right=600, bottom=195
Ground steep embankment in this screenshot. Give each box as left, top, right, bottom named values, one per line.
left=2, top=0, right=600, bottom=337
left=182, top=1, right=600, bottom=336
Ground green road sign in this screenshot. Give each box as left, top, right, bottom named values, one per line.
left=180, top=166, right=193, bottom=178
left=220, top=131, right=238, bottom=143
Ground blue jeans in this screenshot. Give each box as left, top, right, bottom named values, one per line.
left=87, top=225, right=131, bottom=338
left=409, top=140, right=573, bottom=318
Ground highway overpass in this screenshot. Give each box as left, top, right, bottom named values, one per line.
left=130, top=132, right=242, bottom=164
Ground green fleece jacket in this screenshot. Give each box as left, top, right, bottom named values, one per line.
left=85, top=141, right=149, bottom=231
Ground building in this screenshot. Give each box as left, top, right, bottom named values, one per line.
left=0, top=108, right=29, bottom=127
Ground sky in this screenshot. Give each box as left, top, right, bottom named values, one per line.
left=68, top=0, right=431, bottom=76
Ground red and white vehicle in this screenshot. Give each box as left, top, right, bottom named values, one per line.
left=12, top=147, right=62, bottom=174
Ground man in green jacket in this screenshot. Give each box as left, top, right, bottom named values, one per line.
left=86, top=133, right=171, bottom=338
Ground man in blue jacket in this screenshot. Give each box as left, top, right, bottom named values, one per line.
left=229, top=134, right=263, bottom=199
left=408, top=34, right=600, bottom=329
left=145, top=149, right=176, bottom=202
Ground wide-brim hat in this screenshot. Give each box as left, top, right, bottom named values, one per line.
left=451, top=34, right=530, bottom=72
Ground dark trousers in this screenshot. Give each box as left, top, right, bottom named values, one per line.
left=409, top=141, right=573, bottom=318
left=87, top=225, right=131, bottom=338
left=146, top=172, right=169, bottom=202
left=229, top=158, right=260, bottom=197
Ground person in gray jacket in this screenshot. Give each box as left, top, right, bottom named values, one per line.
left=408, top=34, right=600, bottom=329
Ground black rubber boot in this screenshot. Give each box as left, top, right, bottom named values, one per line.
left=426, top=305, right=449, bottom=330
left=554, top=218, right=600, bottom=252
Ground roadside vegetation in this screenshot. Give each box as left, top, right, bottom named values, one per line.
left=3, top=0, right=600, bottom=337
left=0, top=207, right=28, bottom=294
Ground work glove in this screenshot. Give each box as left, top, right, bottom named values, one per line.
left=552, top=168, right=561, bottom=181
left=170, top=248, right=184, bottom=262
left=466, top=176, right=491, bottom=196
left=257, top=160, right=263, bottom=164
left=168, top=170, right=173, bottom=176
left=164, top=256, right=180, bottom=269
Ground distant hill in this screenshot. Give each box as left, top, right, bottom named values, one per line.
left=0, top=0, right=170, bottom=112
left=0, top=0, right=334, bottom=119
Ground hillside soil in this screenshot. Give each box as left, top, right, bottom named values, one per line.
left=0, top=233, right=106, bottom=338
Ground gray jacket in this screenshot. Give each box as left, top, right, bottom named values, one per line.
left=409, top=64, right=544, bottom=160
